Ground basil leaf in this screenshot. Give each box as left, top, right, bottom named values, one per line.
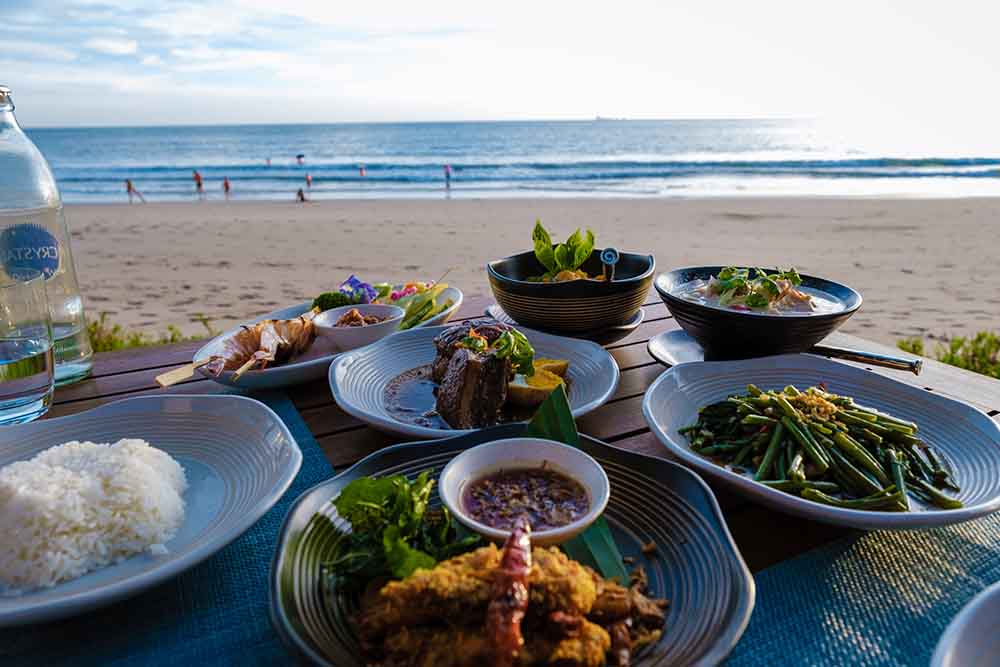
left=382, top=525, right=436, bottom=578
left=532, top=220, right=556, bottom=273
left=553, top=244, right=574, bottom=272
left=572, top=229, right=595, bottom=269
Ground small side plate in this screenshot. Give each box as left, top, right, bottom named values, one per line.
left=269, top=424, right=755, bottom=667
left=0, top=395, right=302, bottom=627
left=193, top=286, right=463, bottom=389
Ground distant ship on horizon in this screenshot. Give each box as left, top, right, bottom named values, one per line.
left=594, top=115, right=628, bottom=121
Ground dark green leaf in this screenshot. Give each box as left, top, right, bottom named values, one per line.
left=525, top=384, right=579, bottom=446
left=383, top=525, right=436, bottom=578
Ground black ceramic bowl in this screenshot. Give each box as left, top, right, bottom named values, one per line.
left=488, top=250, right=655, bottom=334
left=654, top=267, right=862, bottom=359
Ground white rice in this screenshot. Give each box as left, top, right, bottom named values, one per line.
left=0, top=438, right=187, bottom=594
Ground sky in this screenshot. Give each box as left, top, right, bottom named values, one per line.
left=4, top=0, right=1000, bottom=132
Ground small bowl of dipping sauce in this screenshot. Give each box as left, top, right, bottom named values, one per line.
left=313, top=303, right=405, bottom=352
left=438, top=437, right=610, bottom=546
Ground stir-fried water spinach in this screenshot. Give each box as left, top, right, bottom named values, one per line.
left=681, top=384, right=962, bottom=511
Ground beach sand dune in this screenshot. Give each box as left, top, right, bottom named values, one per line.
left=66, top=197, right=1000, bottom=347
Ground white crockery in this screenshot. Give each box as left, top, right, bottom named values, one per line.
left=643, top=354, right=1000, bottom=530
left=932, top=581, right=1000, bottom=667
left=0, top=395, right=302, bottom=626
left=329, top=324, right=620, bottom=438
left=193, top=286, right=462, bottom=389
left=438, top=437, right=610, bottom=546
left=313, top=304, right=404, bottom=352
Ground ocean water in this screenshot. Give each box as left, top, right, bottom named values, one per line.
left=26, top=120, right=1000, bottom=203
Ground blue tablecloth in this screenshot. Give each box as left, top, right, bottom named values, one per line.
left=4, top=391, right=998, bottom=666
left=727, top=514, right=1000, bottom=666
left=1, top=390, right=334, bottom=667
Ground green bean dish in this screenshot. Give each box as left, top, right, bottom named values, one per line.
left=680, top=384, right=962, bottom=512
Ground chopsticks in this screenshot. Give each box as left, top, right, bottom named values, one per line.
left=809, top=345, right=923, bottom=375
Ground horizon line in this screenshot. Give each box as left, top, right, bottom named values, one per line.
left=23, top=116, right=812, bottom=131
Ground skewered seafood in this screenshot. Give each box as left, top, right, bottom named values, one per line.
left=488, top=516, right=532, bottom=666
left=202, top=310, right=318, bottom=380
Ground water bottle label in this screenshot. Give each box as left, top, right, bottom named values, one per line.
left=0, top=223, right=60, bottom=280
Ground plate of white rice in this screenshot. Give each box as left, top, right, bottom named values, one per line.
left=0, top=394, right=302, bottom=626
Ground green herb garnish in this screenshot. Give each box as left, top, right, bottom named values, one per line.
left=532, top=220, right=595, bottom=280
left=325, top=472, right=480, bottom=586
left=311, top=291, right=353, bottom=312
left=710, top=266, right=804, bottom=310
left=493, top=329, right=535, bottom=376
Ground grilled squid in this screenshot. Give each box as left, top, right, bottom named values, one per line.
left=487, top=515, right=532, bottom=667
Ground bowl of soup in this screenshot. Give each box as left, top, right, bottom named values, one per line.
left=438, top=437, right=610, bottom=546
left=487, top=249, right=655, bottom=334
left=655, top=266, right=862, bottom=359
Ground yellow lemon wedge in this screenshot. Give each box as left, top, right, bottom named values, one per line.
left=508, top=368, right=565, bottom=407
left=534, top=358, right=569, bottom=377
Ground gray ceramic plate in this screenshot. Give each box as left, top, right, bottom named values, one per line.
left=0, top=395, right=302, bottom=626
left=644, top=354, right=1000, bottom=530
left=329, top=325, right=620, bottom=439
left=193, top=286, right=463, bottom=389
left=932, top=581, right=1000, bottom=667
left=270, top=424, right=755, bottom=667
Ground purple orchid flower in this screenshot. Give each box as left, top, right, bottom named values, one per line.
left=339, top=274, right=377, bottom=304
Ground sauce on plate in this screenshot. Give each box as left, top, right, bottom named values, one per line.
left=463, top=467, right=590, bottom=531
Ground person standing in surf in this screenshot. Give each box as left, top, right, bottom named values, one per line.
left=125, top=179, right=145, bottom=204
left=193, top=170, right=204, bottom=199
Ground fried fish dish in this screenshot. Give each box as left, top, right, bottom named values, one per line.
left=359, top=517, right=666, bottom=667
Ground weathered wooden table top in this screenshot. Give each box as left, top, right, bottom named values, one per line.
left=49, top=295, right=1000, bottom=572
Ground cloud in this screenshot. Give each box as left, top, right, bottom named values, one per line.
left=140, top=54, right=162, bottom=66
left=4, top=40, right=76, bottom=61
left=84, top=37, right=138, bottom=55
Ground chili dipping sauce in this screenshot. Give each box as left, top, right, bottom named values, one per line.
left=463, top=467, right=590, bottom=531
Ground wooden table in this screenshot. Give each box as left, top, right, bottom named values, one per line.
left=48, top=296, right=1000, bottom=573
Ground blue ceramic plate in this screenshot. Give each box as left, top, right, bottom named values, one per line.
left=0, top=395, right=302, bottom=627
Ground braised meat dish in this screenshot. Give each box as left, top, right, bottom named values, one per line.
left=432, top=319, right=515, bottom=429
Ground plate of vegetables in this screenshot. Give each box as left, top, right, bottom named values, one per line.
left=187, top=276, right=462, bottom=389
left=643, top=354, right=1000, bottom=530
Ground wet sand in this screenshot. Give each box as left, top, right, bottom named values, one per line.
left=65, top=197, right=1000, bottom=346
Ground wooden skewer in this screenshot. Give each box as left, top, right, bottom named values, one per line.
left=155, top=358, right=213, bottom=388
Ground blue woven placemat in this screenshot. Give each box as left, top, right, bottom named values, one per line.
left=726, top=513, right=1000, bottom=666
left=0, top=390, right=334, bottom=667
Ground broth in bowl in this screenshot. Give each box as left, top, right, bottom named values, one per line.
left=673, top=267, right=846, bottom=316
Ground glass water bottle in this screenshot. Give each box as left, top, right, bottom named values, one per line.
left=0, top=85, right=92, bottom=385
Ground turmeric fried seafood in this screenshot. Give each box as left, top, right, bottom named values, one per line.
left=202, top=310, right=318, bottom=380
left=359, top=517, right=666, bottom=667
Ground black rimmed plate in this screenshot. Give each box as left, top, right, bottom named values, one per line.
left=269, top=424, right=755, bottom=667
left=486, top=303, right=645, bottom=345
left=654, top=267, right=861, bottom=360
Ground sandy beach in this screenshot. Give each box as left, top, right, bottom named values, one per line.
left=65, top=197, right=1000, bottom=347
